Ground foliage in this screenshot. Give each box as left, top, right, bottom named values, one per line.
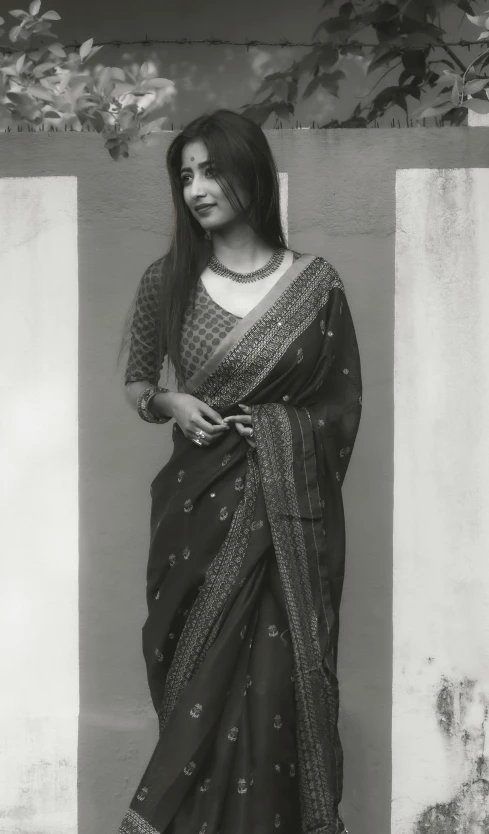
left=0, top=0, right=176, bottom=159
left=241, top=0, right=489, bottom=127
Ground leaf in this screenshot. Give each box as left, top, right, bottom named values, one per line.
left=402, top=50, right=427, bottom=77
left=464, top=78, right=489, bottom=95
left=9, top=9, right=29, bottom=18
left=461, top=97, right=489, bottom=113
left=442, top=69, right=462, bottom=82
left=313, top=16, right=349, bottom=38
left=451, top=79, right=461, bottom=105
left=367, top=47, right=400, bottom=74
left=15, top=53, right=26, bottom=73
left=40, top=10, right=61, bottom=20
left=466, top=13, right=489, bottom=27
left=240, top=102, right=277, bottom=126
left=303, top=76, right=321, bottom=99
left=395, top=91, right=407, bottom=113
left=108, top=144, right=121, bottom=161
left=415, top=100, right=454, bottom=118
left=367, top=2, right=400, bottom=24
left=29, top=0, right=41, bottom=14
left=139, top=116, right=167, bottom=136
left=317, top=45, right=340, bottom=69
left=32, top=61, right=57, bottom=76
left=110, top=67, right=126, bottom=82
left=478, top=30, right=489, bottom=39
left=145, top=77, right=175, bottom=90
left=273, top=101, right=293, bottom=120
left=112, top=83, right=134, bottom=99
left=453, top=0, right=474, bottom=12
left=26, top=84, right=54, bottom=101
left=339, top=2, right=354, bottom=17
left=399, top=68, right=412, bottom=86
left=79, top=38, right=93, bottom=61
left=47, top=42, right=66, bottom=58
left=8, top=25, right=22, bottom=42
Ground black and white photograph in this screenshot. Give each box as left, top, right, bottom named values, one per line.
left=1, top=2, right=488, bottom=833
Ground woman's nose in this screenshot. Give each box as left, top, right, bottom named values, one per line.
left=190, top=175, right=206, bottom=198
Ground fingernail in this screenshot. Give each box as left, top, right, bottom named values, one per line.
left=238, top=404, right=246, bottom=409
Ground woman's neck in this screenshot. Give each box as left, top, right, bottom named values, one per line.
left=211, top=225, right=276, bottom=272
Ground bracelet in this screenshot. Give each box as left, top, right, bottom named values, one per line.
left=136, top=385, right=171, bottom=424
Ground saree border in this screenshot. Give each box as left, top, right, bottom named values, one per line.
left=184, top=253, right=316, bottom=394
left=252, top=403, right=342, bottom=834
left=119, top=808, right=160, bottom=834
left=189, top=258, right=344, bottom=410
left=158, top=450, right=261, bottom=731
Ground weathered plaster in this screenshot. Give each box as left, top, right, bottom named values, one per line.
left=0, top=177, right=79, bottom=832
left=394, top=168, right=489, bottom=833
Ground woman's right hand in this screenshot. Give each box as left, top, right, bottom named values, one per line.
left=156, top=392, right=230, bottom=446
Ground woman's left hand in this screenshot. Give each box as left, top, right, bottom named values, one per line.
left=222, top=404, right=256, bottom=449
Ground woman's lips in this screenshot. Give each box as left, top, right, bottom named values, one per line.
left=195, top=204, right=216, bottom=215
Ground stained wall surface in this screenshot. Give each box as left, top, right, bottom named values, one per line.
left=0, top=127, right=488, bottom=834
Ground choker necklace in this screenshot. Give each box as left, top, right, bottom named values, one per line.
left=207, top=248, right=285, bottom=283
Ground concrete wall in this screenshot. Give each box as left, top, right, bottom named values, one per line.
left=0, top=126, right=488, bottom=834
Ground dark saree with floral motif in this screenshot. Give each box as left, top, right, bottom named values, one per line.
left=119, top=254, right=362, bottom=834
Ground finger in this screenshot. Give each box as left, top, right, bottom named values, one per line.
left=190, top=436, right=210, bottom=447
left=222, top=415, right=252, bottom=425
left=235, top=423, right=255, bottom=442
left=199, top=403, right=227, bottom=427
left=194, top=418, right=230, bottom=435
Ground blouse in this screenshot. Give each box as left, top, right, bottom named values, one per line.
left=124, top=252, right=300, bottom=386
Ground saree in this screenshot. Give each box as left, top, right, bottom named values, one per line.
left=119, top=253, right=362, bottom=834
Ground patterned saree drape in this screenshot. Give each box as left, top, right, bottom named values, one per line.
left=119, top=255, right=362, bottom=834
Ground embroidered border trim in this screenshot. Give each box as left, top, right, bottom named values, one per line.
left=252, top=403, right=342, bottom=834
left=119, top=808, right=160, bottom=834
left=192, top=258, right=344, bottom=408
left=158, top=451, right=261, bottom=730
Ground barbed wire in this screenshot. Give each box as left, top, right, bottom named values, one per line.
left=0, top=35, right=485, bottom=55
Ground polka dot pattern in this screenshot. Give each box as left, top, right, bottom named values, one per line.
left=124, top=253, right=302, bottom=385
left=180, top=279, right=242, bottom=379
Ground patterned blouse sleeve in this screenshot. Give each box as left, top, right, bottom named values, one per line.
left=124, top=258, right=166, bottom=386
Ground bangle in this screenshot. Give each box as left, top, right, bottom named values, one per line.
left=136, top=385, right=171, bottom=424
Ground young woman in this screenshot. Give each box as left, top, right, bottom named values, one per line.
left=119, top=109, right=362, bottom=834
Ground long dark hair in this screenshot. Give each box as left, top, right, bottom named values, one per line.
left=120, top=109, right=287, bottom=391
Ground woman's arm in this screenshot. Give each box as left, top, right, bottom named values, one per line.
left=125, top=381, right=179, bottom=420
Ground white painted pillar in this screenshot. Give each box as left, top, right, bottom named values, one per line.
left=0, top=178, right=79, bottom=833
left=393, top=169, right=489, bottom=833
left=468, top=103, right=489, bottom=126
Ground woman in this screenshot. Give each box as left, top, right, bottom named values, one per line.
left=119, top=109, right=362, bottom=834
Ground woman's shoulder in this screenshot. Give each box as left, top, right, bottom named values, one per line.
left=294, top=251, right=345, bottom=289
left=137, top=255, right=166, bottom=295
left=141, top=255, right=166, bottom=282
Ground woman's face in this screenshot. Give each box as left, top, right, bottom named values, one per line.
left=180, top=139, right=244, bottom=233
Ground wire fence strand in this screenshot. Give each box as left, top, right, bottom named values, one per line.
left=0, top=35, right=485, bottom=55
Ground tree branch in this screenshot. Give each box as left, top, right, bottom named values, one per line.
left=441, top=43, right=468, bottom=74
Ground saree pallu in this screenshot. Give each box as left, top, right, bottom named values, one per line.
left=119, top=254, right=362, bottom=834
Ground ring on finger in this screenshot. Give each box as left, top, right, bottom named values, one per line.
left=249, top=429, right=254, bottom=438
left=195, top=429, right=205, bottom=439
left=192, top=438, right=203, bottom=446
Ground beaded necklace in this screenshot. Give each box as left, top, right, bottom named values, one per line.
left=207, top=248, right=285, bottom=284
